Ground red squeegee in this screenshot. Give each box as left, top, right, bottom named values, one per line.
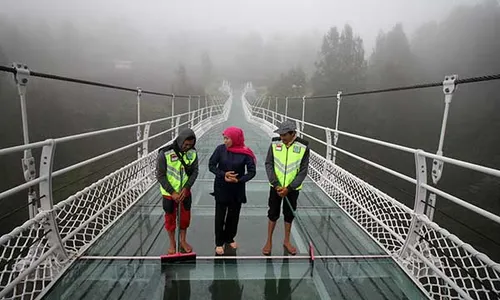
left=161, top=202, right=196, bottom=263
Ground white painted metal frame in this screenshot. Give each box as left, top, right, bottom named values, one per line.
left=0, top=79, right=232, bottom=300
left=241, top=85, right=500, bottom=300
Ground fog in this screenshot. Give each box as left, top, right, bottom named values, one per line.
left=4, top=0, right=475, bottom=40
left=2, top=0, right=476, bottom=83
left=1, top=0, right=500, bottom=263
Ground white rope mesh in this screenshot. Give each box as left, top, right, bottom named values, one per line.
left=308, top=151, right=412, bottom=252
left=0, top=102, right=228, bottom=300
left=244, top=98, right=500, bottom=300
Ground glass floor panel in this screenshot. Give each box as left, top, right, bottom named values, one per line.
left=297, top=207, right=384, bottom=255
left=190, top=180, right=334, bottom=207
left=40, top=93, right=428, bottom=299
left=85, top=181, right=385, bottom=256
left=85, top=191, right=308, bottom=256
left=42, top=258, right=428, bottom=300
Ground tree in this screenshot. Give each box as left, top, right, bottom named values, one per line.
left=233, top=32, right=264, bottom=83
left=338, top=24, right=366, bottom=90
left=368, top=23, right=416, bottom=88
left=311, top=24, right=366, bottom=96
left=0, top=43, right=10, bottom=97
left=0, top=44, right=6, bottom=63
left=269, top=66, right=307, bottom=97
left=174, top=63, right=191, bottom=95
left=201, top=51, right=213, bottom=89
left=311, top=26, right=340, bottom=95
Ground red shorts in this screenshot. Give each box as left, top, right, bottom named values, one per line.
left=162, top=195, right=192, bottom=232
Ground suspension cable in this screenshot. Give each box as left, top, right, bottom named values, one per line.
left=52, top=151, right=138, bottom=195
left=417, top=231, right=500, bottom=299
left=291, top=73, right=500, bottom=100
left=0, top=65, right=193, bottom=98
left=424, top=202, right=500, bottom=249
left=338, top=154, right=500, bottom=250
left=317, top=159, right=500, bottom=297
left=0, top=195, right=44, bottom=223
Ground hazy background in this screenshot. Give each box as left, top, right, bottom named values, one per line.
left=1, top=0, right=499, bottom=264
left=1, top=0, right=477, bottom=83
left=4, top=0, right=475, bottom=49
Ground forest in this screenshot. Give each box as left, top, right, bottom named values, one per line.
left=258, top=0, right=500, bottom=261
left=1, top=0, right=499, bottom=261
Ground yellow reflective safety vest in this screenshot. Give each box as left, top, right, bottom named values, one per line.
left=271, top=137, right=307, bottom=190
left=160, top=148, right=197, bottom=196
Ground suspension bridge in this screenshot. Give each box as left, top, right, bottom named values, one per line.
left=0, top=63, right=499, bottom=299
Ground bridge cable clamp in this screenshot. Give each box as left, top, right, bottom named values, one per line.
left=431, top=75, right=457, bottom=184
left=13, top=63, right=36, bottom=182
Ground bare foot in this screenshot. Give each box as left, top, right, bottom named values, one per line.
left=262, top=242, right=272, bottom=256
left=283, top=242, right=297, bottom=255
left=180, top=241, right=192, bottom=253
left=228, top=242, right=238, bottom=249
left=215, top=246, right=224, bottom=255
left=167, top=247, right=176, bottom=255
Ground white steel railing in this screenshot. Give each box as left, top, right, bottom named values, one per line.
left=242, top=79, right=500, bottom=300
left=0, top=63, right=232, bottom=300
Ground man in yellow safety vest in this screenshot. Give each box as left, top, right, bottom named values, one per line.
left=157, top=128, right=199, bottom=254
left=262, top=120, right=310, bottom=256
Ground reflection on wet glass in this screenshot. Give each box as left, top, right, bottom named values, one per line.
left=42, top=97, right=427, bottom=300
left=43, top=258, right=427, bottom=300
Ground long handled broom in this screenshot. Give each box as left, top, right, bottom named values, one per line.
left=161, top=198, right=197, bottom=263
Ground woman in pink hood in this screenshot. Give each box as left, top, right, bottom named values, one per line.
left=209, top=126, right=256, bottom=255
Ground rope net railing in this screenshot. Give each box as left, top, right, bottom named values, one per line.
left=242, top=75, right=500, bottom=300
left=0, top=64, right=233, bottom=300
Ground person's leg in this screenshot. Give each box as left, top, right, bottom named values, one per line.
left=263, top=187, right=281, bottom=255
left=224, top=201, right=242, bottom=248
left=163, top=196, right=176, bottom=254
left=214, top=201, right=227, bottom=254
left=179, top=195, right=192, bottom=252
left=283, top=190, right=299, bottom=255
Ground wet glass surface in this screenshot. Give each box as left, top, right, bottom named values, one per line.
left=85, top=180, right=383, bottom=257
left=43, top=258, right=427, bottom=300
left=42, top=94, right=426, bottom=299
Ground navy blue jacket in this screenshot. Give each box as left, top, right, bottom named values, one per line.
left=208, top=144, right=256, bottom=203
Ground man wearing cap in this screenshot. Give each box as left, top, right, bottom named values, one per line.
left=262, top=120, right=310, bottom=255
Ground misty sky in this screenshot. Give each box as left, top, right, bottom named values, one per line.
left=4, top=0, right=477, bottom=52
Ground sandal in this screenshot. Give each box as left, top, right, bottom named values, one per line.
left=215, top=246, right=224, bottom=255
left=283, top=243, right=297, bottom=256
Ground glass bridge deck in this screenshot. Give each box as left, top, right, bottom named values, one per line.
left=41, top=94, right=428, bottom=299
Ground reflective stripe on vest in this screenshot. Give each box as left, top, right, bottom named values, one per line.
left=271, top=140, right=306, bottom=190
left=160, top=149, right=197, bottom=196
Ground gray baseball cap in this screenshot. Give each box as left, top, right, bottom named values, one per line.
left=273, top=120, right=297, bottom=135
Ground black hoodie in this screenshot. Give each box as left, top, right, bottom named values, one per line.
left=156, top=128, right=199, bottom=194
